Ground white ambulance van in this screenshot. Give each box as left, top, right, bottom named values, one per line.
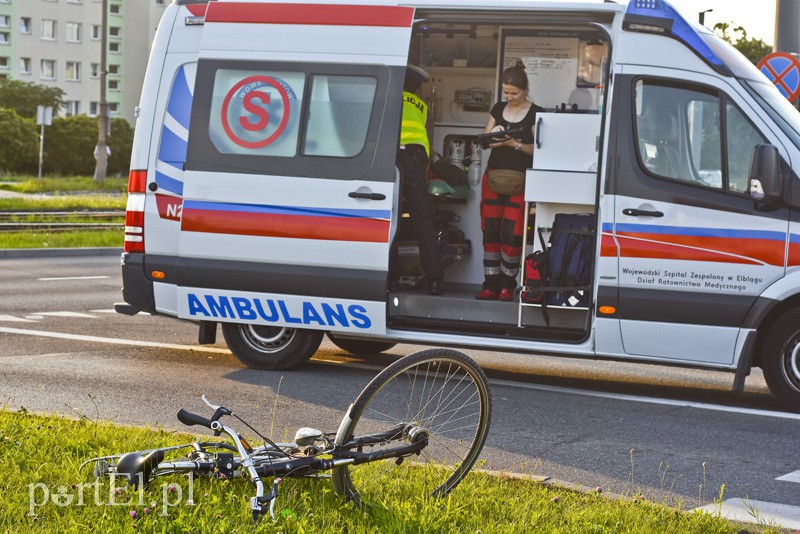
left=118, top=0, right=800, bottom=411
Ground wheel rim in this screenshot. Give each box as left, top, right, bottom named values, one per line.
left=239, top=325, right=296, bottom=354
left=782, top=331, right=800, bottom=393
left=338, top=356, right=490, bottom=508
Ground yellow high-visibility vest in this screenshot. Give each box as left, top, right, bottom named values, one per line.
left=400, top=91, right=429, bottom=156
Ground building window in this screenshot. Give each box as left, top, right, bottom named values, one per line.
left=0, top=32, right=9, bottom=45
left=108, top=79, right=119, bottom=91
left=108, top=64, right=119, bottom=76
left=66, top=101, right=80, bottom=116
left=19, top=57, right=30, bottom=74
left=89, top=101, right=99, bottom=116
left=66, top=22, right=81, bottom=42
left=109, top=42, right=120, bottom=53
left=0, top=15, right=9, bottom=28
left=109, top=26, right=121, bottom=38
left=156, top=0, right=164, bottom=5
left=0, top=57, right=8, bottom=69
left=90, top=63, right=99, bottom=77
left=108, top=102, right=119, bottom=114
left=66, top=61, right=80, bottom=81
left=20, top=17, right=31, bottom=34
left=109, top=4, right=121, bottom=15
left=42, top=20, right=56, bottom=41
left=91, top=24, right=101, bottom=40
left=40, top=59, right=56, bottom=80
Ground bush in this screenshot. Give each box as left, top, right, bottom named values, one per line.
left=43, top=115, right=133, bottom=177
left=0, top=109, right=39, bottom=174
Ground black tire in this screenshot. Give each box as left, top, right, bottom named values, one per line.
left=221, top=323, right=323, bottom=370
left=331, top=348, right=492, bottom=508
left=327, top=333, right=397, bottom=355
left=761, top=308, right=800, bottom=412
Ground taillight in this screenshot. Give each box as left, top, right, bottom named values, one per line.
left=128, top=170, right=147, bottom=193
left=124, top=210, right=144, bottom=253
left=124, top=179, right=146, bottom=253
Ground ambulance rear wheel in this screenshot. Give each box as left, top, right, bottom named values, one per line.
left=222, top=323, right=323, bottom=370
left=761, top=308, right=800, bottom=413
left=327, top=333, right=396, bottom=355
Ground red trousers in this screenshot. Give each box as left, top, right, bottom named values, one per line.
left=480, top=171, right=525, bottom=291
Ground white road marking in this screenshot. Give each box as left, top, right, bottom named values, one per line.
left=488, top=377, right=800, bottom=421
left=695, top=499, right=800, bottom=530
left=0, top=326, right=230, bottom=353
left=35, top=311, right=98, bottom=318
left=90, top=309, right=118, bottom=313
left=777, top=470, right=800, bottom=483
left=0, top=315, right=35, bottom=323
left=37, top=276, right=110, bottom=281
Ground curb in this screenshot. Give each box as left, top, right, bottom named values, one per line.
left=0, top=247, right=122, bottom=259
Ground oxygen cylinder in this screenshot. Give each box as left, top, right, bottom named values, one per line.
left=447, top=138, right=466, bottom=168
left=467, top=140, right=483, bottom=186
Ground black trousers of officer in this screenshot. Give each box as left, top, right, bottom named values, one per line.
left=391, top=144, right=443, bottom=282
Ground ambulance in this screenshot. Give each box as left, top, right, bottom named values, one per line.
left=118, top=0, right=800, bottom=411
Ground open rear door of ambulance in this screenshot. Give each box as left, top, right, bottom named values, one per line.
left=176, top=2, right=413, bottom=367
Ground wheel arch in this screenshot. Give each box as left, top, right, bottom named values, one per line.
left=745, top=292, right=800, bottom=368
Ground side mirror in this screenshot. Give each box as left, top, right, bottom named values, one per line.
left=749, top=144, right=783, bottom=202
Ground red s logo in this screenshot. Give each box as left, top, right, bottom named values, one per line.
left=239, top=91, right=270, bottom=131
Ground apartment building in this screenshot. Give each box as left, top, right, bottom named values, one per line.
left=0, top=0, right=167, bottom=124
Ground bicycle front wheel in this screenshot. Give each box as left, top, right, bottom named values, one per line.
left=331, top=348, right=492, bottom=508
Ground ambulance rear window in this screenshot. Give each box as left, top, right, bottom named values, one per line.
left=304, top=75, right=377, bottom=158
left=208, top=69, right=305, bottom=157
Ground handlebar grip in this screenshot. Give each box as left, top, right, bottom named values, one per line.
left=177, top=408, right=213, bottom=429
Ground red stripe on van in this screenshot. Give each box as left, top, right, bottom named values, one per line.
left=204, top=2, right=414, bottom=27
left=185, top=4, right=208, bottom=17
left=182, top=209, right=390, bottom=243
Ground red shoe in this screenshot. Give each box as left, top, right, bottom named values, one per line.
left=498, top=288, right=515, bottom=302
left=475, top=288, right=499, bottom=300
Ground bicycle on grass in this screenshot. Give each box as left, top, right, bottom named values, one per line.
left=83, top=348, right=492, bottom=520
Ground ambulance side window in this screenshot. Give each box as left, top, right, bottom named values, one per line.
left=634, top=79, right=766, bottom=194
left=304, top=75, right=377, bottom=158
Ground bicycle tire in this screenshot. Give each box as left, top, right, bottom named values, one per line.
left=331, top=348, right=492, bottom=508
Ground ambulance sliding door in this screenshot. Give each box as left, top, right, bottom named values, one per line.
left=176, top=3, right=414, bottom=335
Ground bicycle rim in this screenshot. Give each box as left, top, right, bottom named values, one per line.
left=332, top=348, right=492, bottom=509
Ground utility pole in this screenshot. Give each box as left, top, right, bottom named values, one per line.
left=93, top=0, right=109, bottom=181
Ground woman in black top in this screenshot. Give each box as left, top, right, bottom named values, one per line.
left=476, top=62, right=544, bottom=301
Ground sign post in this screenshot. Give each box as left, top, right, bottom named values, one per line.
left=757, top=51, right=800, bottom=102
left=36, top=105, right=53, bottom=179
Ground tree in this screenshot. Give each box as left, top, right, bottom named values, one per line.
left=0, top=109, right=39, bottom=174
left=106, top=117, right=134, bottom=177
left=45, top=115, right=98, bottom=176
left=0, top=79, right=65, bottom=119
left=714, top=22, right=773, bottom=66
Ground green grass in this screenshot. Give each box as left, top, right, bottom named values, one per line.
left=0, top=176, right=127, bottom=194
left=0, top=229, right=123, bottom=249
left=0, top=409, right=780, bottom=534
left=0, top=175, right=127, bottom=249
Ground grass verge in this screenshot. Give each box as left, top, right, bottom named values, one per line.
left=0, top=229, right=122, bottom=249
left=0, top=409, right=780, bottom=534
left=0, top=176, right=127, bottom=194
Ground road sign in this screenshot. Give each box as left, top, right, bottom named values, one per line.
left=36, top=105, right=53, bottom=126
left=757, top=52, right=800, bottom=102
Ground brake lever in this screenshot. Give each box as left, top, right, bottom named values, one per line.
left=201, top=394, right=221, bottom=411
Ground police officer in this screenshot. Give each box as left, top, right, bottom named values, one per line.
left=392, top=65, right=443, bottom=295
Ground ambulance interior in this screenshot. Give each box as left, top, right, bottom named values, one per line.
left=389, top=18, right=608, bottom=341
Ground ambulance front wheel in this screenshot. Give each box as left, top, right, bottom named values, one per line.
left=761, top=308, right=800, bottom=413
left=327, top=333, right=397, bottom=355
left=222, top=323, right=323, bottom=370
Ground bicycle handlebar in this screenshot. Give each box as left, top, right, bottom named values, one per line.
left=176, top=409, right=214, bottom=428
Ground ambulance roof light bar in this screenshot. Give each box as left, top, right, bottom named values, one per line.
left=623, top=0, right=732, bottom=77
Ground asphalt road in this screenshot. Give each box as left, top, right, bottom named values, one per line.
left=2, top=253, right=800, bottom=528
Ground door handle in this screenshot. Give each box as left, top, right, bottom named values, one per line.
left=622, top=208, right=664, bottom=217
left=348, top=191, right=386, bottom=200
